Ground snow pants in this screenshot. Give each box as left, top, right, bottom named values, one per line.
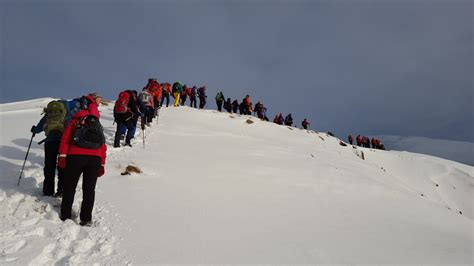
left=216, top=100, right=223, bottom=112
left=61, top=155, right=101, bottom=223
left=114, top=119, right=134, bottom=147
left=173, top=92, right=180, bottom=107
left=161, top=93, right=170, bottom=107
left=43, top=140, right=64, bottom=196
left=190, top=97, right=197, bottom=108
left=199, top=97, right=206, bottom=109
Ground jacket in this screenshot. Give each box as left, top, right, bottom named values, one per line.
left=59, top=102, right=107, bottom=165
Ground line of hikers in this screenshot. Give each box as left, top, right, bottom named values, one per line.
left=111, top=79, right=208, bottom=148
left=28, top=78, right=386, bottom=226
left=214, top=91, right=312, bottom=130
left=348, top=134, right=385, bottom=150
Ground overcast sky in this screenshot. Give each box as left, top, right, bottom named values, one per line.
left=1, top=0, right=472, bottom=141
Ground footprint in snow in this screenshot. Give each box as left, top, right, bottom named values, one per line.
left=21, top=217, right=40, bottom=227
left=24, top=227, right=48, bottom=237
left=2, top=239, right=27, bottom=255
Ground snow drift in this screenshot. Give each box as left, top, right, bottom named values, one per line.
left=1, top=98, right=473, bottom=264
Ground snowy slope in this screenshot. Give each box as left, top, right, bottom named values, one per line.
left=1, top=98, right=473, bottom=264
left=378, top=135, right=474, bottom=166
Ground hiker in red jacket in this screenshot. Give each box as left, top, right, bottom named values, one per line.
left=302, top=119, right=310, bottom=130
left=58, top=94, right=107, bottom=226
left=356, top=135, right=362, bottom=146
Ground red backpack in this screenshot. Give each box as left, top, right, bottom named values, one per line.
left=114, top=91, right=130, bottom=114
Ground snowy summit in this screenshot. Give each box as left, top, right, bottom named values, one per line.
left=1, top=98, right=473, bottom=264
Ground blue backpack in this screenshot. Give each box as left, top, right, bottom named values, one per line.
left=65, top=97, right=89, bottom=125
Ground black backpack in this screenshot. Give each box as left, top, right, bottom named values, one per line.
left=73, top=115, right=105, bottom=149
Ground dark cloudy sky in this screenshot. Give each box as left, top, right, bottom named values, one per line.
left=1, top=0, right=472, bottom=141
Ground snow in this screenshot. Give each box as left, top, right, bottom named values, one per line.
left=378, top=135, right=474, bottom=166
left=1, top=98, right=473, bottom=264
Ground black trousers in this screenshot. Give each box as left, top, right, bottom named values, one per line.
left=190, top=97, right=197, bottom=108
left=180, top=95, right=187, bottom=105
left=216, top=100, right=223, bottom=112
left=61, top=155, right=101, bottom=222
left=199, top=97, right=206, bottom=109
left=43, top=140, right=64, bottom=195
left=161, top=93, right=170, bottom=107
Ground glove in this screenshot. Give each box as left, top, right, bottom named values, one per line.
left=57, top=155, right=67, bottom=169
left=99, top=165, right=105, bottom=177
left=30, top=125, right=41, bottom=134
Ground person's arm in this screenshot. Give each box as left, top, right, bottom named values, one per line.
left=31, top=115, right=47, bottom=134
left=58, top=117, right=76, bottom=155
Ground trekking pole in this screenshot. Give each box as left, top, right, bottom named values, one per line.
left=141, top=116, right=146, bottom=149
left=17, top=131, right=35, bottom=186
left=156, top=107, right=160, bottom=125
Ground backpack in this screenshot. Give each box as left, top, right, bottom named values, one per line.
left=114, top=91, right=130, bottom=114
left=73, top=115, right=105, bottom=149
left=138, top=91, right=152, bottom=106
left=44, top=100, right=67, bottom=136
left=172, top=83, right=179, bottom=93
left=197, top=87, right=206, bottom=97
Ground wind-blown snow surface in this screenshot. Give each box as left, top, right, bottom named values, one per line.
left=378, top=135, right=474, bottom=166
left=1, top=98, right=473, bottom=264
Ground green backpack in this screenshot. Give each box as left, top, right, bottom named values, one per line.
left=44, top=100, right=67, bottom=136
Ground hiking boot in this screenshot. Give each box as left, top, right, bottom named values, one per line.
left=54, top=190, right=63, bottom=198
left=125, top=143, right=132, bottom=147
left=79, top=221, right=93, bottom=227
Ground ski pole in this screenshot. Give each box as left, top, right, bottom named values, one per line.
left=17, top=132, right=35, bottom=186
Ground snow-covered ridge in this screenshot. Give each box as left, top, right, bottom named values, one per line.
left=378, top=135, right=474, bottom=166
left=1, top=98, right=473, bottom=264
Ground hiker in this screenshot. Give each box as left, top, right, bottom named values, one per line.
left=273, top=113, right=284, bottom=125
left=113, top=90, right=140, bottom=147
left=129, top=90, right=141, bottom=140
left=302, top=119, right=310, bottom=129
left=348, top=134, right=354, bottom=145
left=197, top=86, right=207, bottom=109
left=30, top=94, right=100, bottom=197
left=215, top=91, right=225, bottom=112
left=254, top=101, right=266, bottom=120
left=284, top=113, right=293, bottom=126
left=356, top=135, right=362, bottom=146
left=366, top=136, right=371, bottom=148
left=138, top=88, right=155, bottom=126
left=172, top=81, right=183, bottom=107
left=238, top=102, right=245, bottom=115
left=58, top=95, right=107, bottom=226
left=254, top=101, right=263, bottom=118
left=232, top=99, right=239, bottom=113
left=189, top=86, right=198, bottom=108
left=224, top=98, right=232, bottom=113
left=160, top=82, right=171, bottom=107
left=144, top=78, right=161, bottom=117
left=262, top=106, right=269, bottom=121
left=242, top=95, right=252, bottom=115
left=181, top=85, right=190, bottom=106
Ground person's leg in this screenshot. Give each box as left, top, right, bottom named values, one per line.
left=125, top=120, right=135, bottom=145
left=114, top=122, right=125, bottom=147
left=60, top=155, right=85, bottom=220
left=50, top=140, right=64, bottom=195
left=80, top=156, right=101, bottom=223
left=43, top=141, right=58, bottom=196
